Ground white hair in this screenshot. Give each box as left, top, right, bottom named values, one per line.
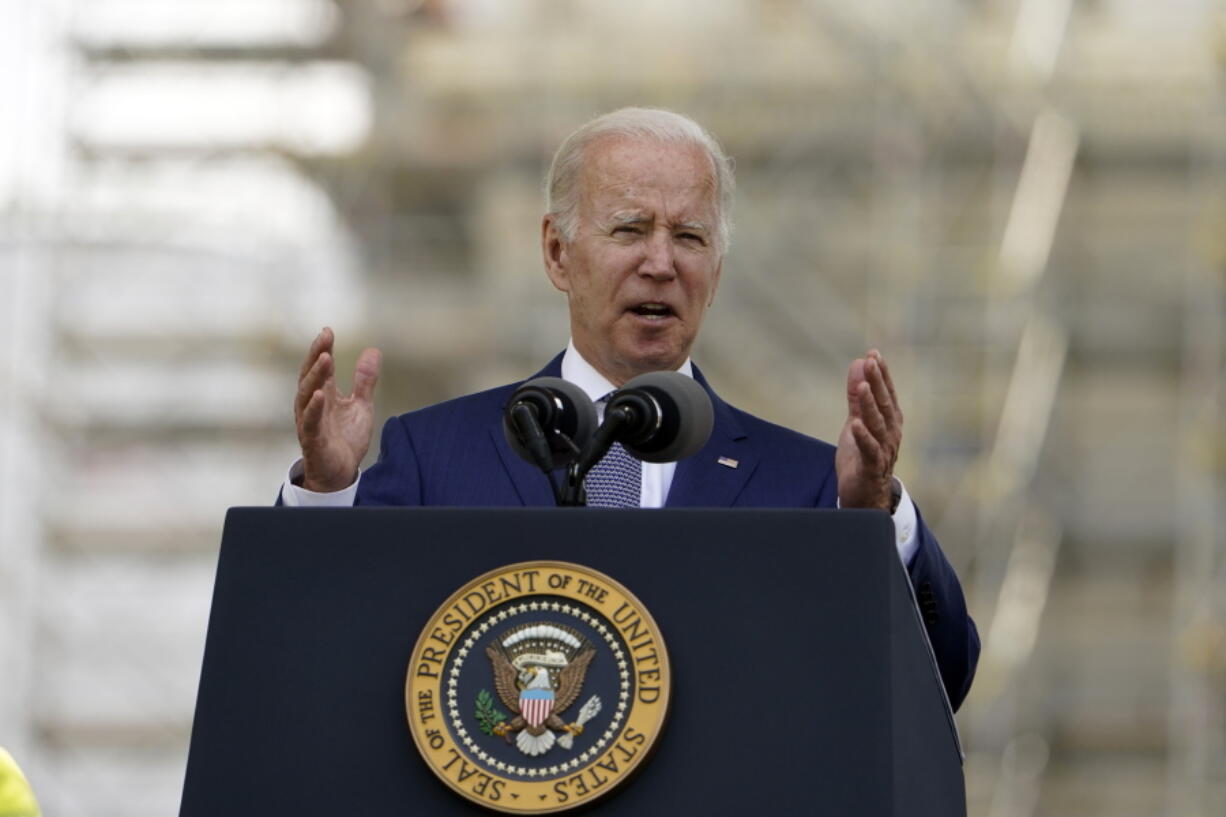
left=544, top=107, right=735, bottom=253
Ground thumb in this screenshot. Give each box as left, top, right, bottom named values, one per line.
left=352, top=347, right=382, bottom=403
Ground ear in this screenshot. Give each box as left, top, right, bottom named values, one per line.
left=542, top=215, right=570, bottom=294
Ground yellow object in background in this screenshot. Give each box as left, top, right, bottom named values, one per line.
left=0, top=747, right=40, bottom=817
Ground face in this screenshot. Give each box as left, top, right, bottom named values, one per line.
left=542, top=135, right=723, bottom=386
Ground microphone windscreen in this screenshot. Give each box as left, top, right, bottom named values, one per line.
left=502, top=376, right=598, bottom=469
left=616, top=371, right=713, bottom=463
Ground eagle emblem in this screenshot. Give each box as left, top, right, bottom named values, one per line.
left=483, top=622, right=602, bottom=757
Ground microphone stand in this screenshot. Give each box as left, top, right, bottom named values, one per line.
left=508, top=399, right=584, bottom=506
left=505, top=370, right=709, bottom=506
left=558, top=406, right=635, bottom=506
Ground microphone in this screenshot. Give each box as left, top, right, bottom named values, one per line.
left=502, top=377, right=598, bottom=472
left=572, top=371, right=714, bottom=480
left=606, top=371, right=714, bottom=462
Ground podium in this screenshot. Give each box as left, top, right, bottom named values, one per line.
left=180, top=508, right=965, bottom=816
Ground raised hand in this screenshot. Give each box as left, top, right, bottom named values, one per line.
left=835, top=349, right=903, bottom=511
left=294, top=327, right=382, bottom=493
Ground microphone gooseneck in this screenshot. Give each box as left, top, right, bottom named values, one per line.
left=560, top=371, right=714, bottom=506
left=508, top=401, right=554, bottom=474
left=503, top=370, right=714, bottom=507
left=501, top=377, right=598, bottom=473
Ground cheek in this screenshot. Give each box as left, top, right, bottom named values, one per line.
left=567, top=279, right=615, bottom=328
left=684, top=266, right=720, bottom=305
left=577, top=265, right=625, bottom=309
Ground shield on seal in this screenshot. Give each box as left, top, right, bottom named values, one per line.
left=520, top=688, right=555, bottom=729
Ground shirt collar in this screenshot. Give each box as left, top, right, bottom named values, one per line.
left=561, top=339, right=694, bottom=402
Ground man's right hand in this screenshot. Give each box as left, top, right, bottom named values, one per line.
left=294, top=327, right=382, bottom=493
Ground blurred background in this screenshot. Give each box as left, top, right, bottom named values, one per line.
left=1, top=0, right=1224, bottom=815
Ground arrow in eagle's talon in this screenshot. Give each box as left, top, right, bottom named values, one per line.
left=558, top=695, right=602, bottom=750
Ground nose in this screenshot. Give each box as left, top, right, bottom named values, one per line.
left=638, top=229, right=676, bottom=281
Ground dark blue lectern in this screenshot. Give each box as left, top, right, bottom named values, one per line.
left=180, top=508, right=964, bottom=816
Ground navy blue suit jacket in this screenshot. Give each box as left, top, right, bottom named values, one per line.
left=348, top=353, right=979, bottom=710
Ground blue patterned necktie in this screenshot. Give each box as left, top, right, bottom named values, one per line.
left=584, top=393, right=642, bottom=508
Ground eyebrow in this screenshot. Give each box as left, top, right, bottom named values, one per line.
left=610, top=212, right=648, bottom=225
left=609, top=213, right=710, bottom=232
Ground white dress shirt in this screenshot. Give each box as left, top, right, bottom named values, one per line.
left=281, top=340, right=920, bottom=565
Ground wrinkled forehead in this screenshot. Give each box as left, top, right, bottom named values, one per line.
left=578, top=135, right=718, bottom=213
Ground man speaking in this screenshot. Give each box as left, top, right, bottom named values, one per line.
left=278, top=107, right=979, bottom=710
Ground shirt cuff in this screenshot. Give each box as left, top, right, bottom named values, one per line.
left=836, top=477, right=920, bottom=567
left=892, top=478, right=920, bottom=568
left=280, top=458, right=360, bottom=507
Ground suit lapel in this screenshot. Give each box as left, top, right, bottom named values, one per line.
left=489, top=353, right=565, bottom=507
left=665, top=366, right=758, bottom=508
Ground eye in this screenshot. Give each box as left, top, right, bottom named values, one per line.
left=678, top=231, right=706, bottom=245
left=612, top=225, right=642, bottom=236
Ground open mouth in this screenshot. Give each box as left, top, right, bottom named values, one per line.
left=629, top=303, right=674, bottom=320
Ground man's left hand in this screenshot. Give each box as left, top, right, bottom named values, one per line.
left=836, top=349, right=903, bottom=511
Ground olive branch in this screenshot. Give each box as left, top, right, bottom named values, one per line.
left=474, top=689, right=507, bottom=736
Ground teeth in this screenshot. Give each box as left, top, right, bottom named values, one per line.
left=629, top=302, right=672, bottom=321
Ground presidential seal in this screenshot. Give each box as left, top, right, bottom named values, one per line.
left=405, top=561, right=670, bottom=813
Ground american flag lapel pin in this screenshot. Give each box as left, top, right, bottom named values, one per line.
left=717, top=456, right=739, bottom=469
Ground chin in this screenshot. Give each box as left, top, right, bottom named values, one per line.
left=621, top=345, right=686, bottom=376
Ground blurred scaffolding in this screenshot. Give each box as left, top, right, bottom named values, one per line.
left=0, top=1, right=1223, bottom=816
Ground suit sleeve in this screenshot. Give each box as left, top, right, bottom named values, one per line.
left=907, top=506, right=980, bottom=711
left=813, top=465, right=979, bottom=709
left=354, top=415, right=425, bottom=506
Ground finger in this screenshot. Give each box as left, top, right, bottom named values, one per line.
left=850, top=418, right=884, bottom=469
left=868, top=349, right=901, bottom=418
left=351, top=347, right=382, bottom=403
left=864, top=357, right=897, bottom=428
left=295, top=351, right=334, bottom=417
left=845, top=358, right=867, bottom=419
left=298, top=327, right=334, bottom=382
left=857, top=380, right=889, bottom=443
left=300, top=389, right=325, bottom=438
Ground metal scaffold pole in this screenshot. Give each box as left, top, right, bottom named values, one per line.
left=1167, top=46, right=1226, bottom=815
